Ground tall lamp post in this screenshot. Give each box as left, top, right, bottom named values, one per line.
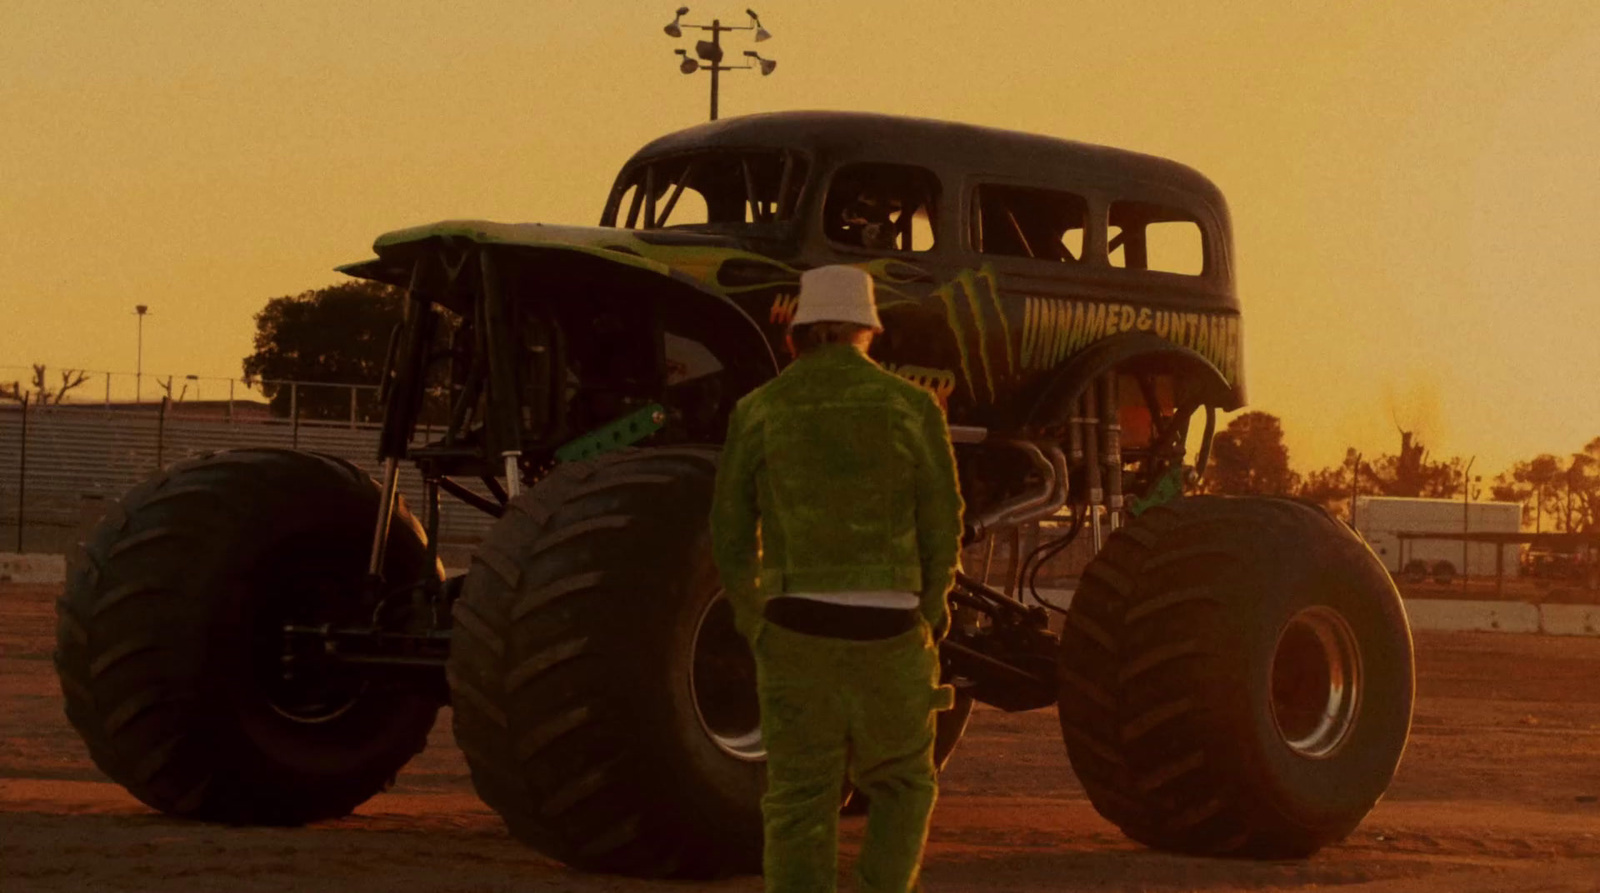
left=664, top=7, right=776, bottom=121
left=135, top=304, right=150, bottom=404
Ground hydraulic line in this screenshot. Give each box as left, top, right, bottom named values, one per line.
left=1022, top=505, right=1084, bottom=614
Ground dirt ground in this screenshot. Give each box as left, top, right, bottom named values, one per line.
left=4, top=581, right=1599, bottom=892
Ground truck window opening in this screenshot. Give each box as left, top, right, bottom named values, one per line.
left=823, top=163, right=940, bottom=253
left=1108, top=200, right=1206, bottom=276
left=974, top=184, right=1087, bottom=263
left=610, top=150, right=808, bottom=231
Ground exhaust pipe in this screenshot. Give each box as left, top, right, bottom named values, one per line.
left=968, top=441, right=1069, bottom=539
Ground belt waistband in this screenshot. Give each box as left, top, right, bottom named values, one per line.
left=764, top=597, right=919, bottom=641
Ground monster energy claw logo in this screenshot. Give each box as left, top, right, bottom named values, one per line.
left=935, top=265, right=1012, bottom=404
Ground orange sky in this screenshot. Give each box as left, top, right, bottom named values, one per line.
left=3, top=1, right=1597, bottom=475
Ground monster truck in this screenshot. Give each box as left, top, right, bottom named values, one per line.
left=55, top=111, right=1414, bottom=875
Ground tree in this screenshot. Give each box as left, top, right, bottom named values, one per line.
left=1578, top=438, right=1600, bottom=533
left=1488, top=442, right=1598, bottom=534
left=1491, top=453, right=1563, bottom=531
left=1, top=364, right=90, bottom=405
left=1298, top=448, right=1379, bottom=516
left=1363, top=430, right=1464, bottom=498
left=1552, top=441, right=1599, bottom=533
left=1565, top=450, right=1597, bottom=533
left=1204, top=411, right=1302, bottom=495
left=242, top=281, right=404, bottom=421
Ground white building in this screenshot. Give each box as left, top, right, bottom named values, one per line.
left=1353, top=496, right=1521, bottom=577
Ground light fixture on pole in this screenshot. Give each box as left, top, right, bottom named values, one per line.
left=743, top=50, right=776, bottom=75
left=748, top=8, right=770, bottom=42
left=661, top=7, right=777, bottom=121
left=135, top=304, right=150, bottom=404
left=663, top=6, right=688, bottom=37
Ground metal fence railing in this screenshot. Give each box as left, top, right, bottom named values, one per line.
left=0, top=401, right=495, bottom=554
left=0, top=366, right=385, bottom=428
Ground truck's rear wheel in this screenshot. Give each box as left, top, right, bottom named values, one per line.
left=54, top=449, right=441, bottom=824
left=1057, top=496, right=1414, bottom=857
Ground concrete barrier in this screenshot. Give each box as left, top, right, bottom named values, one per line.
left=1539, top=604, right=1600, bottom=637
left=0, top=553, right=66, bottom=584
left=1402, top=598, right=1542, bottom=634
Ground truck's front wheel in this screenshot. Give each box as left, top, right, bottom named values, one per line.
left=448, top=448, right=765, bottom=877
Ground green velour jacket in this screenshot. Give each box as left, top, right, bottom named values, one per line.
left=710, top=343, right=965, bottom=642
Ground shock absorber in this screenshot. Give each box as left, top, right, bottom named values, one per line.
left=1081, top=387, right=1103, bottom=549
left=1099, top=374, right=1124, bottom=530
left=1068, top=398, right=1086, bottom=469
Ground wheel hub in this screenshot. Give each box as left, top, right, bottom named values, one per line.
left=1269, top=606, right=1362, bottom=758
left=689, top=593, right=765, bottom=761
left=254, top=535, right=370, bottom=725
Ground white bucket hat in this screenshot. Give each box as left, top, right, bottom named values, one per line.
left=792, top=265, right=882, bottom=331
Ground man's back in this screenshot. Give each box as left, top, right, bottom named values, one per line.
left=714, top=341, right=963, bottom=635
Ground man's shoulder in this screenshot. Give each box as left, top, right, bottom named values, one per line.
left=736, top=354, right=940, bottom=419
left=734, top=376, right=784, bottom=414
left=851, top=363, right=945, bottom=423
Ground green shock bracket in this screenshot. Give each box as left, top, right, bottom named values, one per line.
left=554, top=403, right=668, bottom=463
left=1128, top=464, right=1187, bottom=517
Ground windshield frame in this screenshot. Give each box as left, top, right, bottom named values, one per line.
left=600, top=147, right=813, bottom=235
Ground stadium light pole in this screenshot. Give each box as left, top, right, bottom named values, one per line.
left=664, top=7, right=776, bottom=121
left=135, top=304, right=150, bottom=404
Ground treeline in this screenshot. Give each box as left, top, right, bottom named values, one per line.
left=1205, top=411, right=1599, bottom=533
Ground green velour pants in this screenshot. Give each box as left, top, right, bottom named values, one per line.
left=754, top=618, right=956, bottom=893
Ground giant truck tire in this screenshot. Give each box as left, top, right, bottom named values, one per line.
left=1057, top=496, right=1414, bottom=858
left=447, top=447, right=977, bottom=875
left=448, top=448, right=764, bottom=877
left=54, top=449, right=442, bottom=825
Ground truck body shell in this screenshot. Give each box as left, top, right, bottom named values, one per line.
left=341, top=112, right=1246, bottom=443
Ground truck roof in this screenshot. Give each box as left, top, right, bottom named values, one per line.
left=625, top=110, right=1228, bottom=210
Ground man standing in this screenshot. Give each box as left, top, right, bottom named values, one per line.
left=711, top=265, right=964, bottom=893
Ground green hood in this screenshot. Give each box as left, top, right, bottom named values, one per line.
left=337, top=219, right=800, bottom=297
